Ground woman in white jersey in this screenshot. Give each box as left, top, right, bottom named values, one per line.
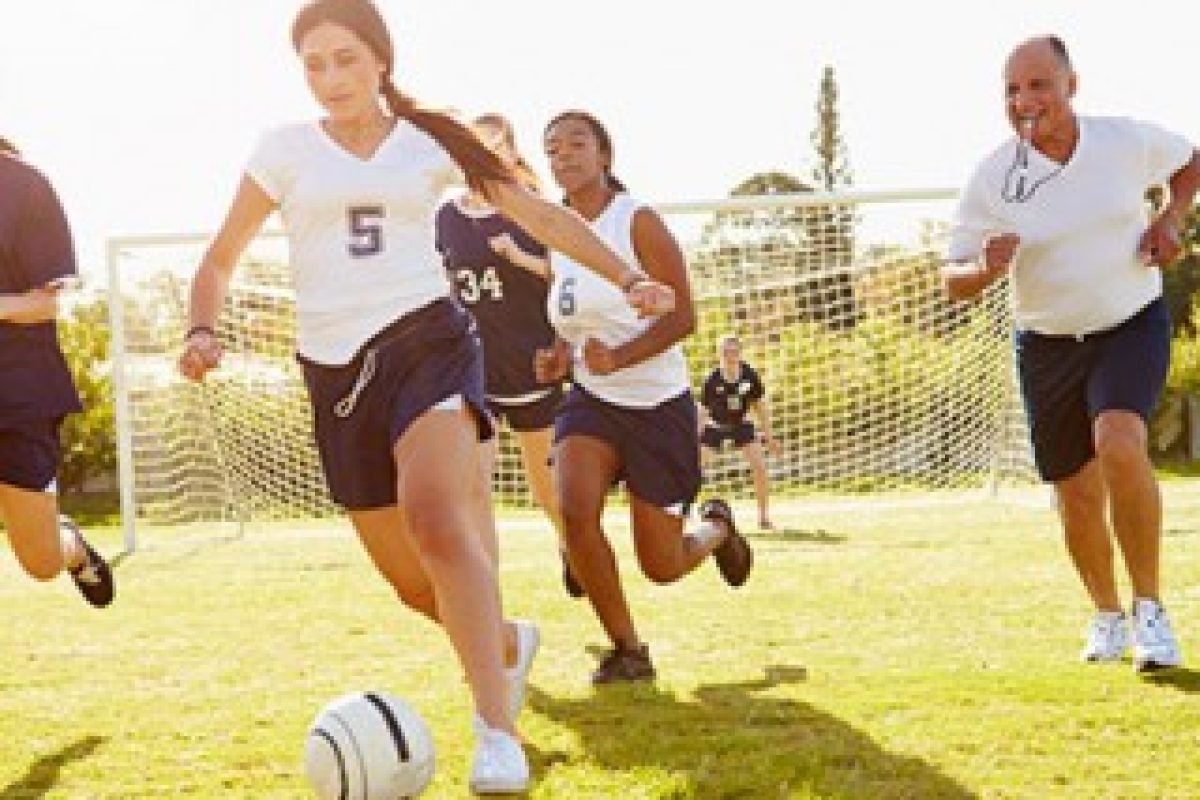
left=435, top=114, right=582, bottom=600
left=177, top=3, right=672, bottom=794
left=536, top=111, right=753, bottom=685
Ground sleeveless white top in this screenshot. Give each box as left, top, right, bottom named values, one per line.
left=548, top=193, right=689, bottom=408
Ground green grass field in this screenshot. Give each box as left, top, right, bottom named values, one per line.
left=3, top=484, right=1200, bottom=799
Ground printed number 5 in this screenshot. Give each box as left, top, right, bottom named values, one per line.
left=348, top=206, right=385, bottom=257
left=558, top=276, right=577, bottom=316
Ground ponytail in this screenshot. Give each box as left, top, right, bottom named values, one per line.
left=380, top=78, right=513, bottom=194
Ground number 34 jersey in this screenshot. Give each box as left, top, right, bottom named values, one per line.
left=548, top=193, right=690, bottom=409
left=435, top=197, right=556, bottom=400
left=246, top=121, right=460, bottom=366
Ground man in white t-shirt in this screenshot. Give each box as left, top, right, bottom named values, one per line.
left=942, top=35, right=1200, bottom=673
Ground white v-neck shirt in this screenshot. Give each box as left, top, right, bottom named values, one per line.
left=246, top=121, right=462, bottom=364
left=948, top=116, right=1193, bottom=336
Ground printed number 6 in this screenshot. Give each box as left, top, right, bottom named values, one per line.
left=558, top=276, right=577, bottom=316
left=348, top=206, right=385, bottom=257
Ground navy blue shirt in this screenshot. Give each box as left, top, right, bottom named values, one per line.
left=0, top=154, right=82, bottom=424
left=701, top=363, right=765, bottom=426
left=435, top=200, right=555, bottom=399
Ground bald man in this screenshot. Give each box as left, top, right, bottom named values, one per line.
left=942, top=36, right=1200, bottom=673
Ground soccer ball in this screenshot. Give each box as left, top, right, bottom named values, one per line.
left=304, top=692, right=435, bottom=799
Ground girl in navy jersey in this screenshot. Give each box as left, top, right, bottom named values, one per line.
left=0, top=138, right=114, bottom=609
left=177, top=2, right=672, bottom=793
left=536, top=111, right=753, bottom=685
left=435, top=113, right=581, bottom=600
left=699, top=334, right=781, bottom=530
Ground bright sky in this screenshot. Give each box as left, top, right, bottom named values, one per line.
left=3, top=0, right=1197, bottom=275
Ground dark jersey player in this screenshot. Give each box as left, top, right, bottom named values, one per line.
left=0, top=137, right=114, bottom=607
left=699, top=334, right=780, bottom=530
left=435, top=113, right=581, bottom=599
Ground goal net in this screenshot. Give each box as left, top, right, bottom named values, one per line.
left=107, top=190, right=1034, bottom=548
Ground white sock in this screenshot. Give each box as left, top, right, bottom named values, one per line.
left=58, top=521, right=84, bottom=571
left=689, top=518, right=727, bottom=549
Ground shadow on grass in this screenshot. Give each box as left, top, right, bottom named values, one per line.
left=528, top=666, right=976, bottom=798
left=1143, top=666, right=1200, bottom=693
left=751, top=526, right=847, bottom=545
left=0, top=736, right=106, bottom=799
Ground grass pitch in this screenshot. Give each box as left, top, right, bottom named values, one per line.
left=2, top=485, right=1199, bottom=798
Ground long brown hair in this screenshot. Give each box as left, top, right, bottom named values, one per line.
left=291, top=0, right=513, bottom=193
left=474, top=113, right=540, bottom=194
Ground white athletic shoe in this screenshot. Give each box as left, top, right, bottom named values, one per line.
left=1132, top=598, right=1183, bottom=673
left=506, top=620, right=540, bottom=724
left=1080, top=611, right=1130, bottom=662
left=469, top=722, right=529, bottom=795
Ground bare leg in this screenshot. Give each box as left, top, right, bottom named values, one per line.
left=0, top=483, right=82, bottom=581
left=555, top=435, right=636, bottom=647
left=1053, top=459, right=1121, bottom=612
left=392, top=407, right=512, bottom=733
left=1094, top=410, right=1161, bottom=600
left=628, top=494, right=729, bottom=584
left=739, top=440, right=772, bottom=528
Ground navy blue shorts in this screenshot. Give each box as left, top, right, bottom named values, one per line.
left=554, top=385, right=701, bottom=515
left=488, top=385, right=564, bottom=432
left=700, top=421, right=756, bottom=450
left=1017, top=297, right=1170, bottom=482
left=0, top=418, right=63, bottom=492
left=299, top=299, right=493, bottom=510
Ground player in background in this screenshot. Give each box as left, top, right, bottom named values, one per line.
left=435, top=113, right=582, bottom=599
left=536, top=111, right=752, bottom=685
left=0, top=137, right=114, bottom=608
left=177, top=2, right=673, bottom=793
left=698, top=334, right=781, bottom=530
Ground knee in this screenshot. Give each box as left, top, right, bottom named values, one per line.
left=640, top=560, right=679, bottom=586
left=401, top=505, right=472, bottom=566
left=18, top=554, right=62, bottom=583
left=1094, top=422, right=1147, bottom=472
left=557, top=487, right=604, bottom=539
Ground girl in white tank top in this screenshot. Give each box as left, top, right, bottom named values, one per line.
left=537, top=111, right=754, bottom=685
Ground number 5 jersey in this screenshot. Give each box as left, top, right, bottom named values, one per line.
left=246, top=121, right=460, bottom=365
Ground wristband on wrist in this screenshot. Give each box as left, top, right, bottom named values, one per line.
left=185, top=325, right=216, bottom=341
left=618, top=270, right=645, bottom=292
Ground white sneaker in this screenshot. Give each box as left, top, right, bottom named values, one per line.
left=1080, top=611, right=1130, bottom=662
left=505, top=620, right=540, bottom=724
left=469, top=722, right=529, bottom=795
left=1132, top=598, right=1183, bottom=673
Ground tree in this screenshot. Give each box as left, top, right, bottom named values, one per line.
left=810, top=66, right=854, bottom=193
left=58, top=297, right=116, bottom=494
left=807, top=65, right=857, bottom=328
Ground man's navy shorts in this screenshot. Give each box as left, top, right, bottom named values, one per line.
left=1016, top=297, right=1169, bottom=482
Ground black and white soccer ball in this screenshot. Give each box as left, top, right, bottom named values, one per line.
left=304, top=691, right=435, bottom=799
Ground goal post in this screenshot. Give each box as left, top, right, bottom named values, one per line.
left=107, top=190, right=1034, bottom=549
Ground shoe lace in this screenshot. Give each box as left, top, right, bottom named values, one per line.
left=74, top=561, right=101, bottom=585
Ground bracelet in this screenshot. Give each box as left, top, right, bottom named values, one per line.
left=618, top=270, right=646, bottom=292
left=185, top=325, right=216, bottom=341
